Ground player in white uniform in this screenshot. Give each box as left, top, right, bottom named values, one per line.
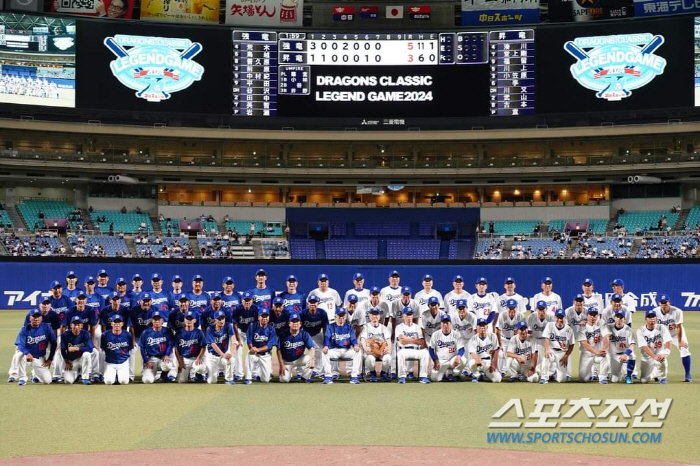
left=653, top=294, right=692, bottom=382
left=611, top=279, right=637, bottom=314
left=394, top=307, right=430, bottom=383
left=527, top=301, right=554, bottom=356
left=601, top=294, right=632, bottom=331
left=414, top=274, right=444, bottom=314
left=380, top=270, right=403, bottom=316
left=450, top=299, right=477, bottom=378
left=420, top=296, right=444, bottom=343
left=506, top=321, right=539, bottom=383
left=443, top=275, right=471, bottom=315
left=343, top=294, right=365, bottom=377
left=306, top=274, right=342, bottom=324
left=498, top=277, right=528, bottom=315
left=602, top=310, right=637, bottom=384
left=565, top=294, right=587, bottom=341
left=495, top=298, right=525, bottom=375
left=360, top=308, right=391, bottom=382
left=532, top=277, right=563, bottom=315
left=578, top=308, right=610, bottom=384
left=429, top=314, right=466, bottom=382
left=540, top=309, right=575, bottom=384
left=343, top=272, right=370, bottom=307
left=636, top=310, right=672, bottom=384
left=581, top=278, right=604, bottom=314
left=467, top=319, right=501, bottom=383
left=358, top=287, right=390, bottom=324
left=469, top=277, right=499, bottom=330
left=390, top=286, right=420, bottom=379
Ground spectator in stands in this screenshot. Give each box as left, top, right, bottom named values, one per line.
left=245, top=234, right=252, bottom=245
left=223, top=214, right=230, bottom=222
left=533, top=224, right=540, bottom=234
left=136, top=206, right=142, bottom=214
left=109, top=223, right=114, bottom=235
left=207, top=214, right=214, bottom=222
left=37, top=210, right=44, bottom=219
left=250, top=222, right=256, bottom=236
left=121, top=206, right=127, bottom=214
left=489, top=221, right=495, bottom=234
left=158, top=213, right=164, bottom=222
left=88, top=206, right=93, bottom=213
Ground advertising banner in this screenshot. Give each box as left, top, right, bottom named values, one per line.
left=226, top=0, right=303, bottom=26
left=461, top=0, right=540, bottom=25
left=548, top=0, right=633, bottom=22
left=140, top=0, right=220, bottom=23
left=51, top=0, right=134, bottom=19
left=634, top=0, right=700, bottom=17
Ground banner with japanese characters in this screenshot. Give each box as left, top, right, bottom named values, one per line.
left=634, top=0, right=700, bottom=16
left=461, top=0, right=540, bottom=25
left=225, top=0, right=304, bottom=26
left=549, top=0, right=633, bottom=21
left=140, top=0, right=220, bottom=23
left=51, top=0, right=134, bottom=18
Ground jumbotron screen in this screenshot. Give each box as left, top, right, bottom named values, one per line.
left=0, top=13, right=76, bottom=108
left=232, top=29, right=536, bottom=120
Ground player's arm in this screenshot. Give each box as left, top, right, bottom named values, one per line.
left=174, top=345, right=185, bottom=372
left=543, top=335, right=552, bottom=358
left=529, top=351, right=539, bottom=375
left=323, top=325, right=332, bottom=353
left=276, top=343, right=286, bottom=376
left=428, top=340, right=440, bottom=370
left=489, top=339, right=499, bottom=372
left=677, top=323, right=687, bottom=348
left=139, top=332, right=150, bottom=367
left=495, top=326, right=503, bottom=349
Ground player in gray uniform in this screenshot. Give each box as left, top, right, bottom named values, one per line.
left=506, top=322, right=539, bottom=383
left=498, top=277, right=528, bottom=315
left=540, top=309, right=575, bottom=384
left=343, top=272, right=370, bottom=307
left=390, top=286, right=420, bottom=379
left=495, top=298, right=525, bottom=375
left=414, top=274, right=444, bottom=314
left=581, top=278, right=604, bottom=314
left=420, top=296, right=444, bottom=342
left=443, top=275, right=471, bottom=315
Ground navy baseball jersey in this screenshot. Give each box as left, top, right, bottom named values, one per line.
left=246, top=322, right=278, bottom=355
left=25, top=310, right=61, bottom=332
left=116, top=293, right=134, bottom=314
left=205, top=323, right=235, bottom=355
left=101, top=330, right=133, bottom=364
left=65, top=306, right=95, bottom=329
left=324, top=322, right=358, bottom=349
left=175, top=328, right=205, bottom=359
left=17, top=323, right=56, bottom=359
left=63, top=287, right=83, bottom=303
left=84, top=293, right=104, bottom=327
left=139, top=327, right=173, bottom=361
left=49, top=296, right=72, bottom=327
left=168, top=291, right=186, bottom=311
left=60, top=329, right=94, bottom=361
left=168, top=309, right=201, bottom=334
left=279, top=329, right=314, bottom=362
left=301, top=309, right=329, bottom=337
left=232, top=304, right=259, bottom=333
left=270, top=309, right=290, bottom=337
left=127, top=307, right=153, bottom=339
left=128, top=289, right=144, bottom=305
left=99, top=306, right=122, bottom=331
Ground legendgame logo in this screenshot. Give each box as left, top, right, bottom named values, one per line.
left=104, top=34, right=205, bottom=103
left=564, top=33, right=666, bottom=101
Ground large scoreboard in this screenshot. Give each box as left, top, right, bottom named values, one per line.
left=232, top=29, right=535, bottom=120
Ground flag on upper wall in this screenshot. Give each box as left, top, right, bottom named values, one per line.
left=386, top=5, right=404, bottom=18
left=461, top=0, right=539, bottom=25
left=333, top=5, right=355, bottom=20
left=409, top=5, right=430, bottom=20
left=360, top=5, right=378, bottom=19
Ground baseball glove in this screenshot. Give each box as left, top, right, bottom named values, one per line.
left=368, top=338, right=387, bottom=357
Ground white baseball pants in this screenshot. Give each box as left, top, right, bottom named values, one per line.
left=176, top=357, right=207, bottom=383
left=322, top=348, right=362, bottom=378
left=18, top=356, right=52, bottom=384
left=468, top=357, right=501, bottom=382
left=63, top=352, right=92, bottom=384
left=397, top=348, right=429, bottom=378
left=141, top=356, right=175, bottom=384
left=279, top=354, right=314, bottom=382
left=104, top=361, right=129, bottom=385
left=246, top=353, right=272, bottom=382
left=205, top=352, right=233, bottom=384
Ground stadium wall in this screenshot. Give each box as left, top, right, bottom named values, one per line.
left=87, top=197, right=157, bottom=213
left=286, top=207, right=479, bottom=224
left=158, top=206, right=285, bottom=222
left=612, top=198, right=681, bottom=211
left=479, top=206, right=609, bottom=222
left=1, top=258, right=698, bottom=312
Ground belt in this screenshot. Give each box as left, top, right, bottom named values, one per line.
left=481, top=356, right=491, bottom=360
left=552, top=348, right=563, bottom=352
left=400, top=346, right=419, bottom=350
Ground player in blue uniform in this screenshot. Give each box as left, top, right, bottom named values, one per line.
left=277, top=312, right=316, bottom=383
left=301, top=295, right=328, bottom=376
left=127, top=294, right=156, bottom=382
left=83, top=276, right=104, bottom=377
left=245, top=308, right=278, bottom=384
left=174, top=310, right=207, bottom=383
left=65, top=293, right=95, bottom=340
left=100, top=292, right=123, bottom=333
left=322, top=307, right=362, bottom=384
left=61, top=316, right=94, bottom=385
left=149, top=273, right=169, bottom=312
left=46, top=283, right=71, bottom=383
left=95, top=269, right=114, bottom=302
left=247, top=268, right=275, bottom=312
left=278, top=275, right=306, bottom=314
left=200, top=294, right=231, bottom=330
left=168, top=275, right=186, bottom=312
left=170, top=294, right=201, bottom=335
left=220, top=277, right=241, bottom=311
left=101, top=314, right=133, bottom=385
left=232, top=291, right=259, bottom=380
left=139, top=311, right=175, bottom=383
left=128, top=273, right=145, bottom=304
left=270, top=296, right=290, bottom=338
left=188, top=274, right=210, bottom=314
left=16, top=309, right=57, bottom=385
left=205, top=310, right=238, bottom=384
left=63, top=271, right=82, bottom=303
left=114, top=278, right=134, bottom=314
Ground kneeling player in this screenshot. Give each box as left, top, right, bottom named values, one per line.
left=101, top=315, right=133, bottom=385
left=395, top=307, right=430, bottom=384
left=322, top=308, right=362, bottom=384
left=205, top=310, right=238, bottom=385
left=245, top=308, right=278, bottom=384
left=467, top=319, right=501, bottom=383
left=139, top=311, right=176, bottom=383
left=17, top=309, right=57, bottom=385
left=61, top=316, right=93, bottom=385
left=174, top=311, right=207, bottom=383
left=578, top=308, right=610, bottom=384
left=653, top=295, right=692, bottom=382
left=603, top=310, right=637, bottom=384
left=540, top=309, right=575, bottom=384
left=506, top=322, right=539, bottom=383
left=278, top=313, right=316, bottom=383
left=637, top=310, right=672, bottom=384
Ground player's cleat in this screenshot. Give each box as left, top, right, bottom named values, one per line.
left=685, top=375, right=693, bottom=383
left=295, top=374, right=302, bottom=380
left=349, top=377, right=360, bottom=384
left=407, top=373, right=416, bottom=380
left=419, top=377, right=430, bottom=384
left=591, top=375, right=599, bottom=382
left=195, top=374, right=205, bottom=383
left=549, top=374, right=556, bottom=382
left=565, top=375, right=571, bottom=382
left=659, top=378, right=667, bottom=384
left=311, top=371, right=319, bottom=378
left=509, top=376, right=519, bottom=383
left=445, top=374, right=453, bottom=382
left=600, top=379, right=609, bottom=384
left=539, top=378, right=548, bottom=384
left=218, top=371, right=225, bottom=378
left=305, top=377, right=314, bottom=383
left=453, top=375, right=462, bottom=382
left=461, top=371, right=472, bottom=378
left=82, top=379, right=91, bottom=385
left=332, top=374, right=339, bottom=381
left=517, top=375, right=525, bottom=382
left=7, top=377, right=15, bottom=383
left=391, top=372, right=397, bottom=380
left=479, top=374, right=485, bottom=382
left=225, top=380, right=236, bottom=385
left=167, top=375, right=176, bottom=383
left=91, top=376, right=101, bottom=384
left=32, top=377, right=39, bottom=384
left=244, top=379, right=252, bottom=385
left=471, top=376, right=479, bottom=383
left=381, top=372, right=389, bottom=382
left=18, top=380, right=26, bottom=386
left=398, top=377, right=406, bottom=384
left=52, top=377, right=59, bottom=383
left=632, top=374, right=638, bottom=379
left=58, top=377, right=64, bottom=383
left=369, top=374, right=377, bottom=383
left=254, top=376, right=261, bottom=382
left=99, top=375, right=104, bottom=383
left=625, top=376, right=633, bottom=384
left=323, top=377, right=333, bottom=384
left=501, top=372, right=506, bottom=378
left=234, top=375, right=243, bottom=382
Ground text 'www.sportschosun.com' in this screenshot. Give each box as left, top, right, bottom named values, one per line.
left=487, top=432, right=662, bottom=444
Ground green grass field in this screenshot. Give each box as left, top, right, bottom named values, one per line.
left=1, top=310, right=698, bottom=463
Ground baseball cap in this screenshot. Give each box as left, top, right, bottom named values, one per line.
left=97, top=269, right=108, bottom=277
left=70, top=316, right=82, bottom=324
left=171, top=275, right=182, bottom=282
left=151, top=273, right=162, bottom=281
left=541, top=277, right=553, bottom=284
left=317, top=273, right=329, bottom=281
left=184, top=310, right=197, bottom=320
left=49, top=280, right=61, bottom=289
left=308, top=294, right=319, bottom=303
left=242, top=291, right=253, bottom=301
left=41, top=296, right=51, bottom=304
left=259, top=308, right=270, bottom=316
left=422, top=274, right=433, bottom=281
left=402, top=307, right=414, bottom=315
left=453, top=275, right=464, bottom=282
left=29, top=309, right=41, bottom=317
left=151, top=311, right=164, bottom=319
left=441, top=314, right=452, bottom=322
left=255, top=268, right=267, bottom=276
left=222, top=276, right=234, bottom=284
left=428, top=296, right=439, bottom=305
left=110, top=292, right=121, bottom=300
left=286, top=275, right=297, bottom=282
left=475, top=276, right=488, bottom=285
left=390, top=270, right=401, bottom=277
left=455, top=299, right=467, bottom=308
left=273, top=296, right=284, bottom=306
left=583, top=278, right=594, bottom=285
left=289, top=313, right=301, bottom=322
left=214, top=310, right=226, bottom=319
left=611, top=279, right=625, bottom=287
left=646, top=310, right=657, bottom=318
left=84, top=276, right=95, bottom=284
left=140, top=292, right=152, bottom=301
left=191, top=274, right=204, bottom=282
left=536, top=300, right=547, bottom=309
left=335, top=307, right=347, bottom=316
left=347, top=294, right=358, bottom=303
left=131, top=274, right=143, bottom=282
left=353, top=272, right=364, bottom=280
left=476, top=318, right=487, bottom=326
left=116, top=277, right=127, bottom=285
left=504, top=277, right=516, bottom=284
left=574, top=294, right=584, bottom=302
left=112, top=314, right=123, bottom=322
left=401, top=286, right=412, bottom=295
left=506, top=298, right=518, bottom=308
left=614, top=310, right=626, bottom=318
left=66, top=271, right=76, bottom=278
left=76, top=291, right=87, bottom=299
left=554, top=309, right=566, bottom=318
left=370, top=286, right=381, bottom=295
left=587, top=308, right=599, bottom=315
left=369, top=307, right=381, bottom=314
left=211, top=294, right=222, bottom=301
left=659, top=294, right=671, bottom=303
left=178, top=295, right=189, bottom=302
left=516, top=321, right=528, bottom=330
left=611, top=293, right=623, bottom=302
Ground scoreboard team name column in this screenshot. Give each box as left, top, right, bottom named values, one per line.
left=488, top=30, right=535, bottom=116
left=232, top=31, right=278, bottom=117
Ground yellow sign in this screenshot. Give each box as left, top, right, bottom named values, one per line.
left=140, top=0, right=220, bottom=23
